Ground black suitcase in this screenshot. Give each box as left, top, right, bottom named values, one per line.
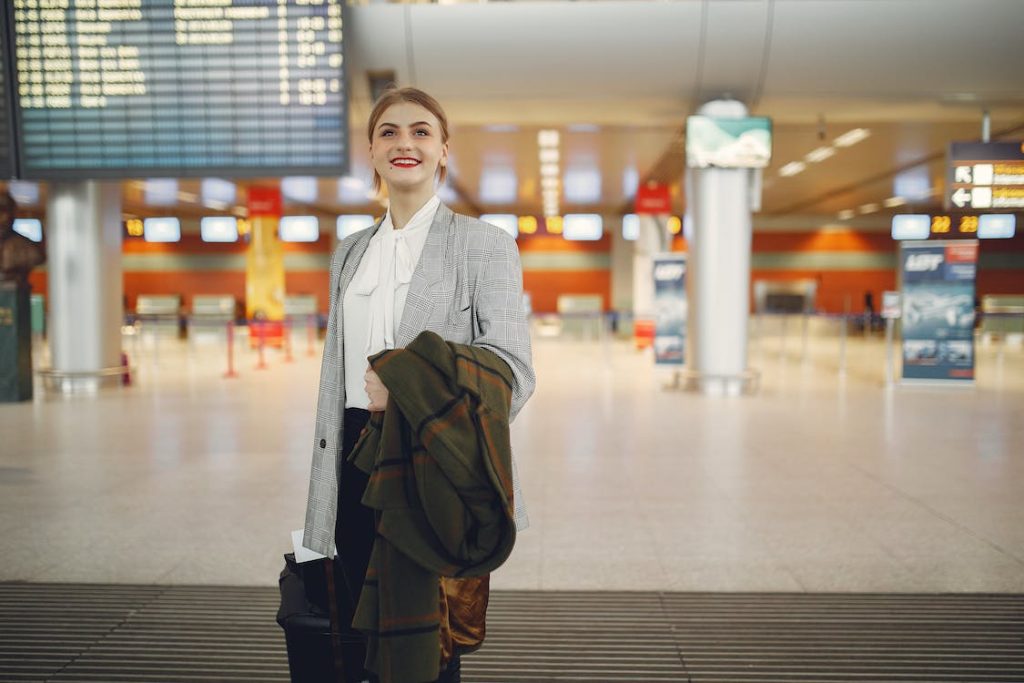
left=276, top=553, right=368, bottom=683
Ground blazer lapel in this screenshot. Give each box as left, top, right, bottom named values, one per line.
left=336, top=218, right=384, bottom=359
left=396, top=203, right=453, bottom=347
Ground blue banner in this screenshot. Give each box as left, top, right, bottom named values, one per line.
left=652, top=254, right=687, bottom=365
left=900, top=241, right=978, bottom=382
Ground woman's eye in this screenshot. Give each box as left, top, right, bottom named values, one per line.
left=415, top=129, right=429, bottom=136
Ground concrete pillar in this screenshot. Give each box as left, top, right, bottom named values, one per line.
left=686, top=99, right=755, bottom=395
left=45, top=181, right=123, bottom=393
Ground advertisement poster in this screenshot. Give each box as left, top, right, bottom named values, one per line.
left=685, top=116, right=772, bottom=169
left=652, top=254, right=687, bottom=365
left=900, top=241, right=978, bottom=382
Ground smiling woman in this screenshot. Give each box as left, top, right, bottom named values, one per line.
left=300, top=86, right=536, bottom=683
left=367, top=88, right=450, bottom=203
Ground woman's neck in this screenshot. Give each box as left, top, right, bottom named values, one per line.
left=388, top=185, right=435, bottom=229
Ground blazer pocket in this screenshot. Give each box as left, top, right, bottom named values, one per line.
left=444, top=289, right=474, bottom=341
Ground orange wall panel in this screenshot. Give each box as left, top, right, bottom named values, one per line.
left=284, top=271, right=331, bottom=312
left=753, top=231, right=893, bottom=253
left=749, top=269, right=898, bottom=314
left=518, top=234, right=611, bottom=253
left=124, top=271, right=246, bottom=311
left=522, top=271, right=611, bottom=313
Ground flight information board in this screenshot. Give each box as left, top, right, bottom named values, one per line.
left=0, top=7, right=17, bottom=179
left=8, top=0, right=348, bottom=180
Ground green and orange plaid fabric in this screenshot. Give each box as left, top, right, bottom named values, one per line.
left=348, top=330, right=518, bottom=683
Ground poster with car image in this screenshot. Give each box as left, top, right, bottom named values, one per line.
left=900, top=241, right=978, bottom=382
left=652, top=254, right=687, bottom=365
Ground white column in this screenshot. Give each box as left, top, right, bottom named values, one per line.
left=46, top=181, right=123, bottom=393
left=686, top=99, right=754, bottom=395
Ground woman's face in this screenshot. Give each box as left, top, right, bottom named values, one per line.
left=369, top=102, right=448, bottom=195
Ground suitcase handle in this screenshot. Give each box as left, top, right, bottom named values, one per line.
left=324, top=559, right=347, bottom=683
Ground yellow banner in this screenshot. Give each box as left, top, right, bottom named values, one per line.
left=246, top=217, right=286, bottom=346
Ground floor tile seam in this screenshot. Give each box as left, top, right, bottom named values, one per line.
left=37, top=586, right=170, bottom=682
left=631, top=470, right=735, bottom=584
left=841, top=459, right=1024, bottom=569
left=749, top=448, right=993, bottom=569
left=656, top=591, right=694, bottom=683
left=655, top=467, right=811, bottom=593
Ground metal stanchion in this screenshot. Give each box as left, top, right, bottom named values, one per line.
left=885, top=317, right=895, bottom=386
left=283, top=317, right=294, bottom=363
left=306, top=314, right=316, bottom=356
left=224, top=320, right=239, bottom=379
left=779, top=313, right=788, bottom=360
left=152, top=317, right=160, bottom=364
left=839, top=296, right=850, bottom=377
left=801, top=310, right=810, bottom=363
left=255, top=320, right=268, bottom=370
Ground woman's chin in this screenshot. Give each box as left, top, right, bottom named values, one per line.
left=384, top=174, right=433, bottom=194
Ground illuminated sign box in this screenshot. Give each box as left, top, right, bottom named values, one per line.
left=282, top=176, right=318, bottom=204
left=479, top=169, right=517, bottom=204
left=200, top=217, right=239, bottom=243
left=622, top=214, right=640, bottom=241
left=12, top=218, right=42, bottom=242
left=686, top=116, right=772, bottom=169
left=8, top=181, right=39, bottom=205
left=947, top=141, right=1024, bottom=211
left=891, top=215, right=931, bottom=240
left=563, top=214, right=603, bottom=241
left=337, top=215, right=375, bottom=240
left=201, top=178, right=237, bottom=208
left=145, top=179, right=178, bottom=206
left=479, top=214, right=518, bottom=238
left=978, top=214, right=1016, bottom=239
left=893, top=212, right=1017, bottom=240
left=279, top=216, right=319, bottom=243
left=143, top=217, right=181, bottom=243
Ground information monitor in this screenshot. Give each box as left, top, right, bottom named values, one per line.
left=7, top=0, right=348, bottom=179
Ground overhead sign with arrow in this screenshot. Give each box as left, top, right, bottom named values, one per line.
left=946, top=141, right=1024, bottom=210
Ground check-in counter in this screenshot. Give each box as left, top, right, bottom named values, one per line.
left=135, top=295, right=181, bottom=334
left=557, top=294, right=604, bottom=340
left=189, top=295, right=238, bottom=344
left=981, top=295, right=1024, bottom=340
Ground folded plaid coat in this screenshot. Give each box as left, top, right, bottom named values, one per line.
left=348, top=330, right=518, bottom=683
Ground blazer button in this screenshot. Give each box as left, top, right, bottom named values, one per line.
left=319, top=438, right=326, bottom=448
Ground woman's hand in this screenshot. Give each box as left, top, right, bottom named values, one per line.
left=365, top=369, right=389, bottom=412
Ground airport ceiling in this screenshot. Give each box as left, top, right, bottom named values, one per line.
left=20, top=0, right=1024, bottom=228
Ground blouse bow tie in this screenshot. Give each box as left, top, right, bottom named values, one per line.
left=350, top=227, right=416, bottom=353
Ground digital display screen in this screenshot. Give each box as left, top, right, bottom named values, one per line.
left=8, top=0, right=348, bottom=180
left=279, top=214, right=317, bottom=242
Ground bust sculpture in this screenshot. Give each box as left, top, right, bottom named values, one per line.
left=0, top=193, right=46, bottom=285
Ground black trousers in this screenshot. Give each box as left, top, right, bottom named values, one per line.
left=333, top=408, right=460, bottom=683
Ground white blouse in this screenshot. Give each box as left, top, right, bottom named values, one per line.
left=343, top=195, right=440, bottom=409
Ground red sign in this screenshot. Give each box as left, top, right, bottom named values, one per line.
left=945, top=242, right=978, bottom=263
left=248, top=186, right=282, bottom=217
left=635, top=182, right=671, bottom=214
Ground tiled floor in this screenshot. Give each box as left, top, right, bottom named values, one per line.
left=1, top=318, right=1022, bottom=592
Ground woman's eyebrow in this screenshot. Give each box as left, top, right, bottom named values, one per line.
left=378, top=121, right=432, bottom=129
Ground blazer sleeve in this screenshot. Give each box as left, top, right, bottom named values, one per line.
left=472, top=230, right=535, bottom=421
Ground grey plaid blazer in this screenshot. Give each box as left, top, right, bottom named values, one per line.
left=302, top=203, right=535, bottom=557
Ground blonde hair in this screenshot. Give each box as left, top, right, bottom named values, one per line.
left=367, top=87, right=450, bottom=194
